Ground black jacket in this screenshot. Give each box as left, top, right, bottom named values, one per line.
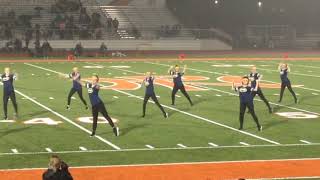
left=42, top=162, right=73, bottom=180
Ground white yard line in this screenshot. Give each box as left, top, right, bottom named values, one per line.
left=145, top=61, right=320, bottom=116
left=86, top=62, right=282, bottom=145
left=15, top=64, right=122, bottom=150
left=240, top=142, right=250, bottom=146
left=11, top=149, right=18, bottom=154
left=145, top=145, right=155, bottom=149
left=300, top=140, right=312, bottom=144
left=177, top=144, right=187, bottom=148
left=208, top=142, right=219, bottom=147
left=79, top=146, right=88, bottom=151
left=0, top=143, right=319, bottom=156
left=45, top=148, right=53, bottom=153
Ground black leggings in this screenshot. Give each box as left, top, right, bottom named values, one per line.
left=279, top=82, right=297, bottom=102
left=239, top=101, right=260, bottom=129
left=143, top=93, right=166, bottom=116
left=171, top=85, right=193, bottom=105
left=92, top=102, right=115, bottom=134
left=67, top=88, right=87, bottom=106
left=252, top=89, right=272, bottom=111
left=3, top=91, right=18, bottom=118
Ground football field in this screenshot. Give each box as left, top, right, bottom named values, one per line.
left=1, top=56, right=320, bottom=179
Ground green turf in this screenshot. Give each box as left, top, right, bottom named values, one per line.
left=0, top=58, right=320, bottom=169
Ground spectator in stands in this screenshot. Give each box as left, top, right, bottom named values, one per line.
left=35, top=24, right=41, bottom=41
left=42, top=40, right=53, bottom=59
left=34, top=39, right=41, bottom=57
left=112, top=18, right=119, bottom=33
left=74, top=42, right=83, bottom=57
left=106, top=14, right=113, bottom=32
left=100, top=42, right=108, bottom=56
left=42, top=155, right=73, bottom=180
left=14, top=38, right=22, bottom=52
left=4, top=24, right=12, bottom=40
left=59, top=21, right=66, bottom=39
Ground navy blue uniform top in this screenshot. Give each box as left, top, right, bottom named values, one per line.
left=248, top=72, right=261, bottom=89
left=69, top=72, right=82, bottom=90
left=280, top=69, right=290, bottom=83
left=145, top=77, right=155, bottom=95
left=235, top=86, right=254, bottom=103
left=85, top=83, right=102, bottom=106
left=170, top=71, right=184, bottom=87
left=0, top=74, right=16, bottom=95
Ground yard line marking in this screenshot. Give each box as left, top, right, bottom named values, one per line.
left=177, top=144, right=187, bottom=148
left=88, top=62, right=281, bottom=145
left=15, top=64, right=122, bottom=150
left=300, top=140, right=312, bottom=144
left=113, top=88, right=280, bottom=145
left=45, top=148, right=53, bottom=152
left=145, top=145, right=155, bottom=149
left=79, top=146, right=88, bottom=151
left=1, top=143, right=320, bottom=156
left=175, top=95, right=181, bottom=98
left=11, top=149, right=18, bottom=154
left=216, top=94, right=222, bottom=97
left=208, top=142, right=219, bottom=147
left=49, top=97, right=54, bottom=100
left=312, top=93, right=319, bottom=95
left=71, top=97, right=76, bottom=100
left=113, top=96, right=119, bottom=99
left=147, top=61, right=320, bottom=116
left=195, top=94, right=202, bottom=97
left=240, top=142, right=250, bottom=146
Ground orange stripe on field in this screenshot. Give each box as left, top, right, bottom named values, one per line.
left=1, top=159, right=320, bottom=180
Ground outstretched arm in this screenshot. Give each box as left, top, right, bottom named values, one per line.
left=278, top=63, right=282, bottom=71
left=287, top=65, right=291, bottom=72
left=168, top=66, right=174, bottom=74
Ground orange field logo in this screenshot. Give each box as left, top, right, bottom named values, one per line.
left=84, top=75, right=301, bottom=91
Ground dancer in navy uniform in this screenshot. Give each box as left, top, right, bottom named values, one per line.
left=84, top=75, right=119, bottom=137
left=142, top=72, right=168, bottom=118
left=168, top=65, right=193, bottom=106
left=232, top=77, right=262, bottom=131
left=248, top=66, right=272, bottom=113
left=66, top=67, right=88, bottom=110
left=278, top=63, right=298, bottom=103
left=0, top=67, right=18, bottom=120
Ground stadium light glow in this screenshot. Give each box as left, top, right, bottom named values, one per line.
left=258, top=1, right=263, bottom=7
left=214, top=0, right=219, bottom=5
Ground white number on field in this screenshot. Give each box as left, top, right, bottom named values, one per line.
left=24, top=118, right=63, bottom=125
left=77, top=117, right=118, bottom=124
left=276, top=112, right=318, bottom=119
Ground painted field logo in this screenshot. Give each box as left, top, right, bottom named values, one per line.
left=77, top=117, right=119, bottom=124
left=276, top=112, right=318, bottom=119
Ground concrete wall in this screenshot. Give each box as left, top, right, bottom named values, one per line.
left=0, top=39, right=232, bottom=51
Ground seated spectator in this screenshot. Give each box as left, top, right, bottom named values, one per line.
left=74, top=42, right=83, bottom=57
left=99, top=42, right=107, bottom=56
left=112, top=18, right=119, bottom=33
left=42, top=40, right=53, bottom=59
left=42, top=155, right=73, bottom=180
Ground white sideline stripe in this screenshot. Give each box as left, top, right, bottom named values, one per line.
left=11, top=149, right=18, bottom=154
left=1, top=143, right=320, bottom=156
left=215, top=94, right=222, bottom=97
left=177, top=144, right=187, bottom=148
left=240, top=142, right=250, bottom=146
left=3, top=157, right=320, bottom=172
left=113, top=88, right=280, bottom=145
left=45, top=148, right=53, bottom=152
left=208, top=143, right=219, bottom=147
left=145, top=145, right=155, bottom=149
left=22, top=63, right=121, bottom=150
left=79, top=147, right=88, bottom=151
left=89, top=62, right=281, bottom=145
left=300, top=140, right=312, bottom=144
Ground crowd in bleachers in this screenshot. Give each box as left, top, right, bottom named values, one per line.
left=158, top=24, right=181, bottom=38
